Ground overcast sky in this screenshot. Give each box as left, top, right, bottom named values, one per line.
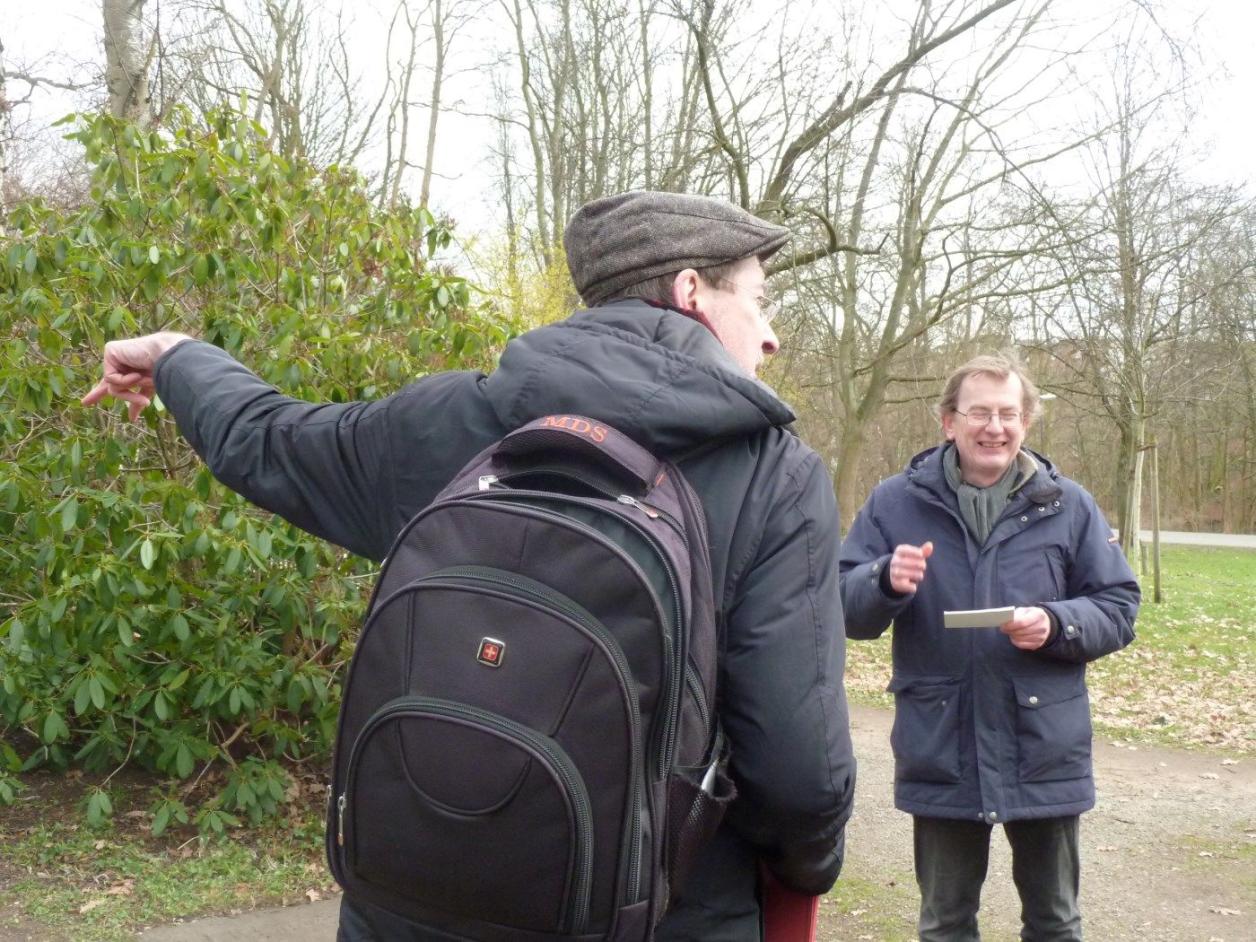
left=6, top=0, right=1254, bottom=234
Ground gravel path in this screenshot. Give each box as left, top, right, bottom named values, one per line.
left=107, top=705, right=1256, bottom=941
left=823, top=706, right=1256, bottom=941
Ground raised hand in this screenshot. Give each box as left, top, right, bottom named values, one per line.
left=888, top=541, right=934, bottom=594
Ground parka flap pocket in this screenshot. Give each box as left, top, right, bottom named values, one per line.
left=887, top=676, right=963, bottom=785
left=1011, top=674, right=1085, bottom=710
left=886, top=675, right=957, bottom=695
left=1012, top=674, right=1092, bottom=784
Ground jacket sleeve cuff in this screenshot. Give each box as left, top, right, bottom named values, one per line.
left=1040, top=606, right=1062, bottom=647
left=761, top=828, right=845, bottom=895
left=877, top=558, right=909, bottom=599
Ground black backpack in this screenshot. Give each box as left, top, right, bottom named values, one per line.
left=326, top=414, right=735, bottom=940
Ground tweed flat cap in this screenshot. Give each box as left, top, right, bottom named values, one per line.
left=564, top=191, right=791, bottom=306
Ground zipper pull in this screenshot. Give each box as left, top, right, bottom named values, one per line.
left=617, top=494, right=659, bottom=519
left=337, top=794, right=346, bottom=846
left=478, top=474, right=499, bottom=492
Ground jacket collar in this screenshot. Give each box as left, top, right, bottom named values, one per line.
left=482, top=299, right=795, bottom=454
left=906, top=444, right=1063, bottom=507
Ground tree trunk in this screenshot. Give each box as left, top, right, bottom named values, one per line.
left=1119, top=415, right=1145, bottom=562
left=833, top=420, right=870, bottom=533
left=102, top=0, right=153, bottom=126
left=417, top=0, right=442, bottom=209
left=0, top=35, right=10, bottom=233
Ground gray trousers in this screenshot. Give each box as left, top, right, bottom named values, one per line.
left=913, top=814, right=1081, bottom=942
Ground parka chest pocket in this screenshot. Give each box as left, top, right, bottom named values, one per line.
left=1013, top=676, right=1092, bottom=784
left=996, top=544, right=1068, bottom=604
left=887, top=677, right=963, bottom=785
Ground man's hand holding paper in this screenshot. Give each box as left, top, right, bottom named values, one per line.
left=999, top=606, right=1052, bottom=650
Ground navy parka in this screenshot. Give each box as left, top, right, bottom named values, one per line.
left=840, top=445, right=1139, bottom=824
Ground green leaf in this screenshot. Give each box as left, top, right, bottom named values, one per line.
left=149, top=245, right=161, bottom=264
left=74, top=679, right=92, bottom=715
left=154, top=690, right=169, bottom=722
left=152, top=804, right=172, bottom=836
left=89, top=676, right=106, bottom=710
left=60, top=497, right=79, bottom=532
left=86, top=789, right=113, bottom=827
left=175, top=743, right=194, bottom=778
left=171, top=613, right=190, bottom=642
left=140, top=538, right=156, bottom=570
left=42, top=711, right=68, bottom=743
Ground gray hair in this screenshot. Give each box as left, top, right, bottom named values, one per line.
left=937, top=353, right=1042, bottom=423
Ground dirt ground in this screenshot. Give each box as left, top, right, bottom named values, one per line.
left=6, top=704, right=1254, bottom=941
left=822, top=706, right=1256, bottom=942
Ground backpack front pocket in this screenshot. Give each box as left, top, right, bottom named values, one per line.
left=337, top=696, right=593, bottom=935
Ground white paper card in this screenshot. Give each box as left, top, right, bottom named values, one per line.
left=943, top=607, right=1014, bottom=629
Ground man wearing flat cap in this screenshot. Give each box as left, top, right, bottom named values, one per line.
left=84, top=190, right=857, bottom=940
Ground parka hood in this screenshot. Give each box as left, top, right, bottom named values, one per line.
left=482, top=300, right=795, bottom=454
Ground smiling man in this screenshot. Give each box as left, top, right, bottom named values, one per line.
left=838, top=353, right=1139, bottom=942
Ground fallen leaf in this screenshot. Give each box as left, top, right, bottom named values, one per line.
left=306, top=888, right=322, bottom=902
left=79, top=899, right=107, bottom=914
left=1199, top=851, right=1215, bottom=857
left=1211, top=907, right=1241, bottom=916
left=1200, top=773, right=1221, bottom=780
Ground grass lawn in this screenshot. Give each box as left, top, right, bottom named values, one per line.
left=844, top=544, right=1256, bottom=755
left=2, top=546, right=1252, bottom=939
left=0, top=767, right=333, bottom=941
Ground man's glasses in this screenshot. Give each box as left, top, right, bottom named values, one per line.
left=955, top=408, right=1023, bottom=428
left=716, top=279, right=781, bottom=324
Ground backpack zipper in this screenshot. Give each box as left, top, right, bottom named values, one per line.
left=685, top=661, right=710, bottom=733
left=466, top=492, right=687, bottom=774
left=339, top=696, right=595, bottom=935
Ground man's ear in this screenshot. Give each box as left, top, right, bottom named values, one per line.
left=671, top=269, right=701, bottom=311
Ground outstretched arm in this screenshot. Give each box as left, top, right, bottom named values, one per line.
left=82, top=334, right=395, bottom=561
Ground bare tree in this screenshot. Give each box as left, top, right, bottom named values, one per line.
left=378, top=0, right=481, bottom=209
left=102, top=0, right=154, bottom=126
left=1017, top=22, right=1248, bottom=554
left=1, top=35, right=11, bottom=230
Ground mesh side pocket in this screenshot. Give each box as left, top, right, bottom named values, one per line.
left=664, top=751, right=736, bottom=899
